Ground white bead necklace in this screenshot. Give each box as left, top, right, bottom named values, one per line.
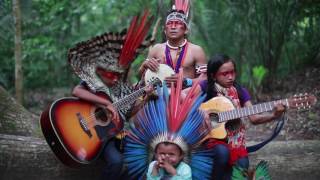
left=166, top=39, right=187, bottom=49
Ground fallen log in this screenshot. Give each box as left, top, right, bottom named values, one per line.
left=0, top=134, right=103, bottom=180
left=0, top=134, right=319, bottom=180
left=0, top=86, right=39, bottom=137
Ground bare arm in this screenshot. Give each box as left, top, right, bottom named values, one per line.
left=138, top=44, right=162, bottom=76
left=72, top=85, right=112, bottom=106
left=245, top=100, right=286, bottom=125
left=193, top=45, right=207, bottom=82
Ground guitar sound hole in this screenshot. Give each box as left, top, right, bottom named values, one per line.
left=95, top=108, right=111, bottom=126
left=226, top=118, right=241, bottom=131
left=209, top=113, right=219, bottom=122
left=209, top=113, right=219, bottom=128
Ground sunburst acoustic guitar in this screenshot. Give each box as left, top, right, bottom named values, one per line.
left=40, top=78, right=161, bottom=167
left=200, top=93, right=317, bottom=140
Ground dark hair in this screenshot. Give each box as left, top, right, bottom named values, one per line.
left=206, top=53, right=237, bottom=101
left=155, top=141, right=183, bottom=155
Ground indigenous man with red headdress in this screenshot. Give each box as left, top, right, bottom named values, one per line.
left=139, top=0, right=207, bottom=88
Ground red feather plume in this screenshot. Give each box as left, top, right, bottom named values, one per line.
left=175, top=0, right=190, bottom=16
left=119, top=9, right=153, bottom=68
left=167, top=69, right=201, bottom=132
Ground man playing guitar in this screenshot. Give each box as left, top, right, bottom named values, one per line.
left=139, top=0, right=207, bottom=88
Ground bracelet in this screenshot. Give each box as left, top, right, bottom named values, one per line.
left=183, top=78, right=193, bottom=87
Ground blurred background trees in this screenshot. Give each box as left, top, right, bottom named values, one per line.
left=0, top=0, right=319, bottom=104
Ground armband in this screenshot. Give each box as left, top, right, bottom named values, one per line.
left=183, top=78, right=193, bottom=87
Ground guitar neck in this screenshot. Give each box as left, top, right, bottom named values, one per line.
left=218, top=99, right=289, bottom=122
left=112, top=88, right=146, bottom=109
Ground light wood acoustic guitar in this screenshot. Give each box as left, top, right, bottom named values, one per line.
left=40, top=78, right=161, bottom=167
left=200, top=93, right=317, bottom=140
left=144, top=63, right=175, bottom=85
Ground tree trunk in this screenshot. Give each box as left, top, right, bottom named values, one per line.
left=0, top=134, right=319, bottom=180
left=13, top=0, right=23, bottom=104
left=0, top=86, right=39, bottom=137
left=0, top=134, right=103, bottom=180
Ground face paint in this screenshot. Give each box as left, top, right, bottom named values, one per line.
left=96, top=67, right=121, bottom=86
left=166, top=20, right=186, bottom=29
left=216, top=70, right=236, bottom=77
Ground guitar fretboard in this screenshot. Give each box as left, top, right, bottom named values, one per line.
left=112, top=88, right=145, bottom=109
left=218, top=99, right=289, bottom=122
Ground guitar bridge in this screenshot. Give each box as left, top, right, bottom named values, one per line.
left=76, top=112, right=92, bottom=138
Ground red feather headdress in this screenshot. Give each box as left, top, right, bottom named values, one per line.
left=166, top=0, right=190, bottom=26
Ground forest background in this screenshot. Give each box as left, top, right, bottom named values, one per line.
left=0, top=0, right=320, bottom=179
left=1, top=0, right=319, bottom=98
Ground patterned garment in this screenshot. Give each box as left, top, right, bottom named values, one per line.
left=214, top=83, right=248, bottom=165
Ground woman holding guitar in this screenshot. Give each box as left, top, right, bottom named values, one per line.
left=199, top=54, right=286, bottom=179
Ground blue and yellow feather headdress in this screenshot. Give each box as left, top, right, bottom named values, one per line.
left=124, top=71, right=213, bottom=179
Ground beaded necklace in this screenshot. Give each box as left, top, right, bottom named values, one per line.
left=165, top=39, right=189, bottom=73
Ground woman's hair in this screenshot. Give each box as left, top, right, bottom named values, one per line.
left=206, top=53, right=236, bottom=101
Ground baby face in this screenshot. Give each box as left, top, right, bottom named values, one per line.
left=155, top=142, right=183, bottom=166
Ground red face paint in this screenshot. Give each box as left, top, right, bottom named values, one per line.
left=96, top=68, right=121, bottom=81
left=166, top=20, right=186, bottom=29
left=216, top=70, right=236, bottom=77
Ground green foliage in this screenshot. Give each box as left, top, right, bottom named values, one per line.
left=240, top=64, right=268, bottom=95
left=253, top=66, right=267, bottom=87
left=0, top=0, right=319, bottom=94
left=251, top=65, right=268, bottom=95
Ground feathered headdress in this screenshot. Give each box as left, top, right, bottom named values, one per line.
left=166, top=0, right=190, bottom=27
left=124, top=70, right=213, bottom=179
left=232, top=161, right=271, bottom=180
left=68, top=10, right=153, bottom=92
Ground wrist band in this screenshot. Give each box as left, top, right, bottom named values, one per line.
left=183, top=78, right=193, bottom=87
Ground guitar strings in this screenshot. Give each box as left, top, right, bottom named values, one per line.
left=82, top=85, right=149, bottom=128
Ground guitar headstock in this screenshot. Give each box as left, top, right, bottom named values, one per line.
left=147, top=77, right=162, bottom=88
left=288, top=93, right=317, bottom=110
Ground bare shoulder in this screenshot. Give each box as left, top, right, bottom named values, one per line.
left=188, top=42, right=205, bottom=52
left=148, top=43, right=165, bottom=58
left=187, top=42, right=207, bottom=63
left=150, top=43, right=165, bottom=51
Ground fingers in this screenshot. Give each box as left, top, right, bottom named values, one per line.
left=274, top=103, right=286, bottom=112
left=106, top=105, right=120, bottom=126
left=144, top=85, right=154, bottom=94
left=165, top=74, right=178, bottom=86
left=273, top=103, right=286, bottom=119
left=145, top=58, right=160, bottom=72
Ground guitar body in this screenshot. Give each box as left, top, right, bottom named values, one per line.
left=144, top=64, right=175, bottom=84
left=200, top=96, right=235, bottom=139
left=40, top=97, right=122, bottom=167
left=200, top=93, right=317, bottom=140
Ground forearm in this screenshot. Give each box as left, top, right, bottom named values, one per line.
left=139, top=61, right=147, bottom=77
left=249, top=112, right=280, bottom=125
left=72, top=86, right=112, bottom=106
